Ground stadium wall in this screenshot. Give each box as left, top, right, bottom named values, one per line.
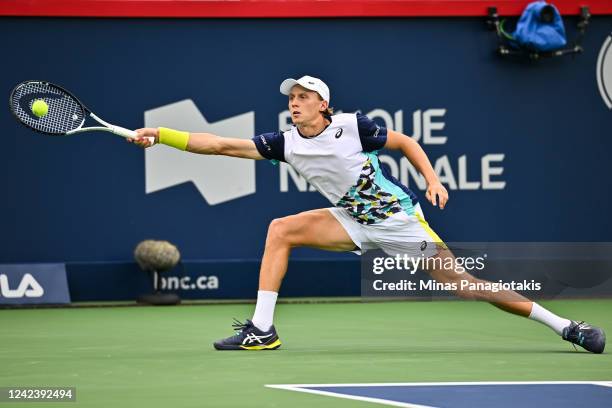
left=1, top=1, right=611, bottom=302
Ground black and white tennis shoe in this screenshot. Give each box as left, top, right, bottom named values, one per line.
left=213, top=319, right=281, bottom=351
left=562, top=321, right=606, bottom=354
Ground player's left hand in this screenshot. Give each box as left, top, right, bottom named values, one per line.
left=426, top=181, right=449, bottom=209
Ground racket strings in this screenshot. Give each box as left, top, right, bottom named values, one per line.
left=10, top=81, right=85, bottom=135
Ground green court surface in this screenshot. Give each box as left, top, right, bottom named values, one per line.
left=1, top=299, right=611, bottom=407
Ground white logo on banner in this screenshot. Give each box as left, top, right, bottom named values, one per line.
left=159, top=275, right=219, bottom=291
left=597, top=33, right=612, bottom=109
left=144, top=100, right=255, bottom=205
left=0, top=273, right=44, bottom=298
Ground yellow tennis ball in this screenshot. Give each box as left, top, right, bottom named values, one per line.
left=32, top=99, right=49, bottom=118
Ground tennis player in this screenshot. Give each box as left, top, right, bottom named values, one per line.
left=130, top=75, right=605, bottom=353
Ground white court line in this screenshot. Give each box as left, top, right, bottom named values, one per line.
left=268, top=380, right=612, bottom=387
left=265, top=381, right=612, bottom=407
left=265, top=384, right=436, bottom=408
left=594, top=381, right=612, bottom=388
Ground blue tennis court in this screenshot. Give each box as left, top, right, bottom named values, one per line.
left=268, top=382, right=612, bottom=407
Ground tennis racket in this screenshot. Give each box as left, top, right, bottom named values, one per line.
left=9, top=80, right=154, bottom=143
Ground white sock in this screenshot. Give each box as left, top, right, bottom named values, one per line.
left=251, top=290, right=278, bottom=332
left=528, top=303, right=572, bottom=336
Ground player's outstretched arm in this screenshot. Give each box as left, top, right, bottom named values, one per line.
left=384, top=129, right=449, bottom=209
left=129, top=128, right=264, bottom=160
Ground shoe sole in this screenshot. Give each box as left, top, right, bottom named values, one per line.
left=214, top=339, right=282, bottom=351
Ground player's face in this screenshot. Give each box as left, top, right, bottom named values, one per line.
left=288, top=86, right=327, bottom=125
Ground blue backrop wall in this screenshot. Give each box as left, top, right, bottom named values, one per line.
left=1, top=17, right=611, bottom=300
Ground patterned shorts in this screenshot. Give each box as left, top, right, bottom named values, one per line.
left=328, top=203, right=445, bottom=257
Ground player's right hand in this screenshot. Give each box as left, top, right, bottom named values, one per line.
left=129, top=128, right=159, bottom=148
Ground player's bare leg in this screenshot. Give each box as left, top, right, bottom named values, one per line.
left=425, top=247, right=532, bottom=316
left=424, top=247, right=605, bottom=353
left=259, top=208, right=357, bottom=292
left=213, top=209, right=356, bottom=350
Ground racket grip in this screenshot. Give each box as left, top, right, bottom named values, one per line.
left=111, top=125, right=138, bottom=139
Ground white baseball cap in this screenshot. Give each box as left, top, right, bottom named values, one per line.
left=280, top=75, right=330, bottom=103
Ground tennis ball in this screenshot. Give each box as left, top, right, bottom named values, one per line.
left=31, top=99, right=49, bottom=118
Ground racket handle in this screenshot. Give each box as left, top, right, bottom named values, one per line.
left=111, top=125, right=137, bottom=139
left=89, top=114, right=156, bottom=145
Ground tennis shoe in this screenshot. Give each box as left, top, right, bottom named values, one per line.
left=562, top=321, right=606, bottom=354
left=213, top=319, right=281, bottom=350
